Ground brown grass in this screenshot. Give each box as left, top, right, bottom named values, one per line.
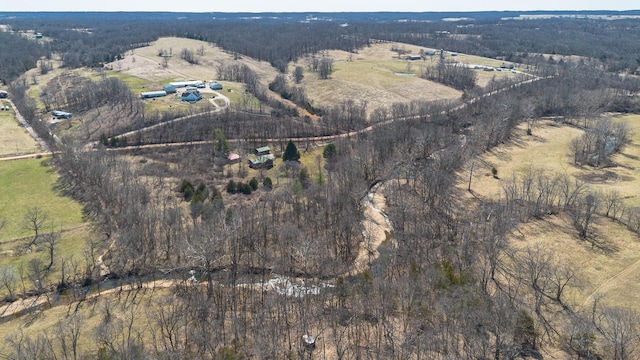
left=300, top=44, right=462, bottom=115
left=110, top=37, right=279, bottom=89
left=299, top=43, right=524, bottom=116
left=0, top=102, right=40, bottom=156
left=458, top=114, right=640, bottom=311
left=509, top=214, right=640, bottom=310
left=463, top=115, right=640, bottom=208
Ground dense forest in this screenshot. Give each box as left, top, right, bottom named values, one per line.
left=2, top=11, right=640, bottom=79
left=2, top=11, right=640, bottom=359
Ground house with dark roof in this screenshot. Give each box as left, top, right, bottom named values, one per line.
left=181, top=88, right=202, bottom=103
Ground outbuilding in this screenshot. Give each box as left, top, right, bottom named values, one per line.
left=140, top=91, right=167, bottom=99
left=163, top=84, right=177, bottom=94
left=255, top=146, right=271, bottom=156
left=209, top=81, right=223, bottom=90
left=227, top=153, right=241, bottom=164
left=170, top=80, right=205, bottom=88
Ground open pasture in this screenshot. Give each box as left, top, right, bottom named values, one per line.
left=0, top=102, right=40, bottom=156
left=459, top=114, right=640, bottom=311
left=0, top=159, right=84, bottom=241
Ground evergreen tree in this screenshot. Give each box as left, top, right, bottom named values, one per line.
left=212, top=128, right=230, bottom=156
left=283, top=140, right=300, bottom=162
left=249, top=177, right=259, bottom=191
left=323, top=143, right=338, bottom=171
left=226, top=180, right=237, bottom=194
left=263, top=177, right=273, bottom=190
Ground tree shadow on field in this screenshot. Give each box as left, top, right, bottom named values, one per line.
left=51, top=176, right=75, bottom=199
left=583, top=221, right=619, bottom=256
left=517, top=214, right=618, bottom=256
left=619, top=151, right=639, bottom=161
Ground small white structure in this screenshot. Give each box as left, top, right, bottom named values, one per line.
left=169, top=80, right=205, bottom=88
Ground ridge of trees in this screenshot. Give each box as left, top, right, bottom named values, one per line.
left=2, top=14, right=640, bottom=83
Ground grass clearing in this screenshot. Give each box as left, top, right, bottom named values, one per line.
left=509, top=214, right=640, bottom=310
left=0, top=102, right=40, bottom=156
left=0, top=224, right=95, bottom=299
left=300, top=43, right=524, bottom=116
left=111, top=37, right=279, bottom=88
left=463, top=115, right=640, bottom=208
left=0, top=285, right=175, bottom=356
left=106, top=71, right=155, bottom=93
left=0, top=159, right=85, bottom=241
left=459, top=115, right=640, bottom=311
left=301, top=44, right=462, bottom=115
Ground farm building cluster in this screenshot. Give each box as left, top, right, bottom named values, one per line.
left=140, top=80, right=224, bottom=103
left=219, top=147, right=274, bottom=169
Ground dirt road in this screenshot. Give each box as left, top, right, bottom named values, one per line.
left=580, top=256, right=640, bottom=310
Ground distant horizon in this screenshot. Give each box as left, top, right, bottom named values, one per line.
left=2, top=9, right=640, bottom=14
left=1, top=0, right=638, bottom=13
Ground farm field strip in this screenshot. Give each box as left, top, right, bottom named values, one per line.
left=0, top=101, right=41, bottom=156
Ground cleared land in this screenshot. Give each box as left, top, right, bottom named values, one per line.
left=509, top=214, right=640, bottom=310
left=301, top=44, right=461, bottom=114
left=300, top=43, right=522, bottom=115
left=0, top=101, right=40, bottom=156
left=464, top=115, right=640, bottom=208
left=458, top=114, right=640, bottom=311
left=0, top=159, right=85, bottom=241
left=112, top=37, right=279, bottom=88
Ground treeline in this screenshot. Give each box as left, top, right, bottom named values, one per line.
left=0, top=31, right=45, bottom=84
left=216, top=63, right=299, bottom=117
left=369, top=18, right=640, bottom=74
left=421, top=59, right=477, bottom=90
left=4, top=14, right=640, bottom=81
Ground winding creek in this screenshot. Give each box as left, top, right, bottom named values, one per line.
left=0, top=182, right=394, bottom=321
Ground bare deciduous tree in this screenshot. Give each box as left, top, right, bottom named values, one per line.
left=0, top=265, right=18, bottom=300
left=22, top=207, right=48, bottom=248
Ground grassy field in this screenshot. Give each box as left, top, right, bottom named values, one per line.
left=509, top=214, right=640, bottom=310
left=105, top=71, right=155, bottom=94
left=458, top=114, right=640, bottom=310
left=300, top=43, right=523, bottom=116
left=112, top=37, right=279, bottom=87
left=463, top=115, right=640, bottom=208
left=0, top=101, right=40, bottom=156
left=107, top=38, right=525, bottom=120
left=0, top=284, right=173, bottom=356
left=0, top=159, right=85, bottom=241
left=21, top=38, right=526, bottom=129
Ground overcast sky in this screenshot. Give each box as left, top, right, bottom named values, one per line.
left=1, top=0, right=638, bottom=13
